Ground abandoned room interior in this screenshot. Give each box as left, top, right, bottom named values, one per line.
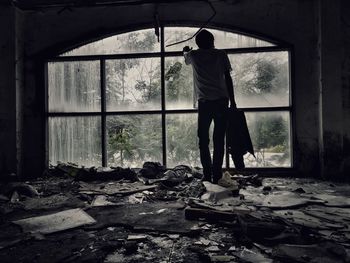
left=1, top=0, right=350, bottom=262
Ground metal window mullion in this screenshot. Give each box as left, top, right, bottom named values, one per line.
left=162, top=47, right=290, bottom=58
left=289, top=49, right=295, bottom=168
left=50, top=52, right=162, bottom=62
left=45, top=62, right=49, bottom=168
left=47, top=112, right=102, bottom=117
left=101, top=59, right=107, bottom=167
left=225, top=136, right=230, bottom=169
left=47, top=106, right=292, bottom=117
left=224, top=46, right=290, bottom=54
left=160, top=26, right=167, bottom=167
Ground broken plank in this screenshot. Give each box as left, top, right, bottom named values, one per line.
left=185, top=207, right=237, bottom=222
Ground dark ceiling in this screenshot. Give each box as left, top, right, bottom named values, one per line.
left=8, top=0, right=211, bottom=10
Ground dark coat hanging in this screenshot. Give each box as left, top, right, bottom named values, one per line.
left=226, top=108, right=255, bottom=169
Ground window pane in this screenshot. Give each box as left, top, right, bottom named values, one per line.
left=107, top=115, right=162, bottom=167
left=61, top=29, right=160, bottom=56
left=165, top=27, right=274, bottom=52
left=230, top=51, right=290, bottom=108
left=106, top=58, right=161, bottom=111
left=165, top=57, right=194, bottom=110
left=166, top=114, right=214, bottom=168
left=49, top=117, right=102, bottom=167
left=229, top=111, right=291, bottom=168
left=48, top=61, right=101, bottom=112
left=167, top=114, right=200, bottom=167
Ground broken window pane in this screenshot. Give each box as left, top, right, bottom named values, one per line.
left=61, top=29, right=160, bottom=56
left=165, top=57, right=194, bottom=110
left=229, top=111, right=291, bottom=168
left=107, top=114, right=162, bottom=167
left=48, top=61, right=101, bottom=112
left=229, top=51, right=290, bottom=108
left=49, top=117, right=102, bottom=167
left=165, top=27, right=274, bottom=52
left=106, top=58, right=161, bottom=111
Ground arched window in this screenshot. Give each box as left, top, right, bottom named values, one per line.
left=47, top=27, right=292, bottom=168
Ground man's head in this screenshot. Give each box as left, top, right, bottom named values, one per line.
left=195, top=29, right=214, bottom=49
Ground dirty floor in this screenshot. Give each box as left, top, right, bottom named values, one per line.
left=0, top=163, right=350, bottom=263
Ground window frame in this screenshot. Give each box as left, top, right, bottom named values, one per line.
left=46, top=26, right=294, bottom=169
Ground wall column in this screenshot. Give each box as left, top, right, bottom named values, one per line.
left=0, top=6, right=24, bottom=177
left=318, top=0, right=344, bottom=179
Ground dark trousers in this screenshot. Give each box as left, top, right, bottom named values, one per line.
left=198, top=98, right=228, bottom=183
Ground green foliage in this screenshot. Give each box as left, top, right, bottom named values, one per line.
left=106, top=30, right=158, bottom=103
left=126, top=31, right=157, bottom=51
left=108, top=124, right=133, bottom=166
left=165, top=61, right=183, bottom=100
left=107, top=115, right=162, bottom=167
left=134, top=80, right=160, bottom=103
left=234, top=55, right=289, bottom=98
left=166, top=115, right=200, bottom=166
left=165, top=59, right=194, bottom=107
left=252, top=115, right=288, bottom=151
left=106, top=59, right=138, bottom=103
left=255, top=60, right=278, bottom=93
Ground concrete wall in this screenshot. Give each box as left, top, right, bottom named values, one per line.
left=0, top=7, right=16, bottom=175
left=318, top=0, right=342, bottom=179
left=341, top=0, right=350, bottom=177
left=16, top=9, right=25, bottom=178
left=1, top=0, right=348, bottom=179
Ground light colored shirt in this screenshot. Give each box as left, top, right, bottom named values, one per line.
left=184, top=48, right=232, bottom=101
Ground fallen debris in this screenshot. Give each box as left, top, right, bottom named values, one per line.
left=272, top=242, right=349, bottom=263
left=232, top=246, right=273, bottom=263
left=218, top=171, right=239, bottom=193
left=22, top=193, right=85, bottom=210
left=185, top=207, right=237, bottom=222
left=201, top=181, right=234, bottom=202
left=86, top=201, right=199, bottom=235
left=48, top=163, right=137, bottom=182
left=0, top=182, right=39, bottom=198
left=91, top=195, right=116, bottom=206
left=210, top=255, right=236, bottom=262
left=312, top=194, right=350, bottom=208
left=1, top=163, right=350, bottom=262
left=206, top=245, right=220, bottom=252
left=79, top=181, right=157, bottom=196
left=13, top=208, right=96, bottom=234
left=137, top=162, right=165, bottom=179
left=261, top=192, right=325, bottom=209
left=127, top=234, right=148, bottom=241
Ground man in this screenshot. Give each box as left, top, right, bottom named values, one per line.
left=183, top=29, right=236, bottom=184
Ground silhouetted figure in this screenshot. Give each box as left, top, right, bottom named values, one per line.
left=183, top=29, right=236, bottom=184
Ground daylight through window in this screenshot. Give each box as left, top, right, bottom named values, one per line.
left=47, top=27, right=292, bottom=168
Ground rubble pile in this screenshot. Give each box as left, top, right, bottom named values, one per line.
left=0, top=162, right=350, bottom=262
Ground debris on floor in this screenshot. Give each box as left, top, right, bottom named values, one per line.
left=0, top=163, right=350, bottom=262
left=78, top=181, right=157, bottom=196
left=13, top=208, right=96, bottom=234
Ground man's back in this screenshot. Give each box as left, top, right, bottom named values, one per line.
left=184, top=48, right=231, bottom=101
